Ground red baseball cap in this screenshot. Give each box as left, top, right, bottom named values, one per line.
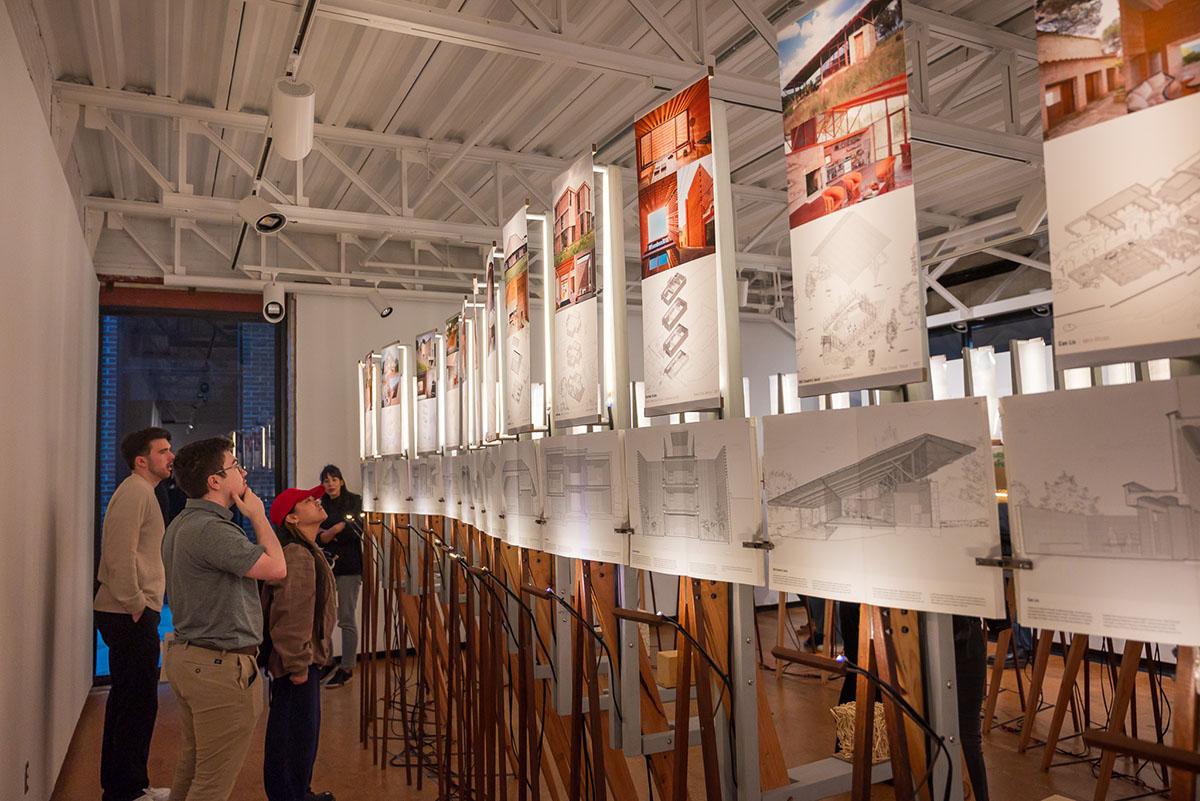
left=269, top=485, right=325, bottom=527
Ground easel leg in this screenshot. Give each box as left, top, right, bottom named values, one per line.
left=1041, top=633, right=1088, bottom=770
left=1169, top=646, right=1197, bottom=801
left=1018, top=630, right=1055, bottom=753
left=851, top=604, right=877, bottom=801
left=983, top=627, right=1011, bottom=734
left=1093, top=640, right=1143, bottom=801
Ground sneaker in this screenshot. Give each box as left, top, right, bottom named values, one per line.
left=305, top=792, right=336, bottom=801
left=141, top=788, right=170, bottom=801
left=324, top=669, right=352, bottom=688
left=317, top=663, right=338, bottom=682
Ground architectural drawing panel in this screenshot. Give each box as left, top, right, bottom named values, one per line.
left=541, top=430, right=630, bottom=563
left=641, top=254, right=721, bottom=414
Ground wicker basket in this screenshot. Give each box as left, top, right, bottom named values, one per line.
left=830, top=702, right=889, bottom=764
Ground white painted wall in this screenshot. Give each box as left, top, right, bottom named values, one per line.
left=0, top=5, right=99, bottom=798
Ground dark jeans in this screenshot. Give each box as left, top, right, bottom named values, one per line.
left=96, top=608, right=161, bottom=801
left=954, top=616, right=989, bottom=801
left=264, top=665, right=322, bottom=801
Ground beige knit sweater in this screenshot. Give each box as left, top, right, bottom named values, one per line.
left=94, top=474, right=166, bottom=614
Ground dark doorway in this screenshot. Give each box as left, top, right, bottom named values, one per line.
left=1084, top=70, right=1103, bottom=103
left=1045, top=79, right=1075, bottom=129
left=94, top=297, right=287, bottom=681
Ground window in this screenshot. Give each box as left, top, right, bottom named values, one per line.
left=647, top=207, right=669, bottom=242
left=1181, top=37, right=1200, bottom=65
left=1045, top=87, right=1062, bottom=106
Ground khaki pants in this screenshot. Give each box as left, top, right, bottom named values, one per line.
left=164, top=641, right=264, bottom=801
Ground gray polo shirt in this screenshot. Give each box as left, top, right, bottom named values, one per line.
left=162, top=498, right=265, bottom=650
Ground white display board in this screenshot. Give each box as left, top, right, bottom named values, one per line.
left=552, top=153, right=603, bottom=427
left=443, top=313, right=464, bottom=450
left=499, top=439, right=544, bottom=550
left=375, top=455, right=410, bottom=515
left=541, top=430, right=629, bottom=564
left=483, top=254, right=500, bottom=442
left=502, top=208, right=534, bottom=433
left=360, top=458, right=377, bottom=513
left=1003, top=377, right=1200, bottom=645
left=410, top=454, right=444, bottom=518
left=626, top=418, right=765, bottom=585
left=790, top=186, right=925, bottom=394
left=635, top=78, right=723, bottom=416
left=763, top=397, right=1003, bottom=616
left=415, top=330, right=439, bottom=454
left=479, top=446, right=506, bottom=541
left=379, top=343, right=406, bottom=456
left=358, top=356, right=377, bottom=458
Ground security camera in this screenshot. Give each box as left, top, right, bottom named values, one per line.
left=951, top=320, right=969, bottom=333
left=263, top=282, right=286, bottom=324
left=367, top=289, right=393, bottom=318
left=1032, top=304, right=1051, bottom=317
left=239, top=194, right=287, bottom=235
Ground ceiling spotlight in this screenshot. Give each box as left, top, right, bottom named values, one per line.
left=262, top=282, right=286, bottom=324
left=1032, top=304, right=1051, bottom=317
left=239, top=194, right=287, bottom=235
left=270, top=77, right=316, bottom=161
left=367, top=289, right=393, bottom=318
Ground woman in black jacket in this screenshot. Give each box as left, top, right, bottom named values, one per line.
left=316, top=465, right=363, bottom=688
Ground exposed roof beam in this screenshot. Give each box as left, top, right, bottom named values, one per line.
left=910, top=111, right=1043, bottom=164
left=509, top=0, right=555, bottom=30
left=926, top=290, right=1053, bottom=327
left=904, top=2, right=1037, bottom=60
left=728, top=0, right=779, bottom=54
left=88, top=195, right=498, bottom=245
left=316, top=0, right=780, bottom=110
left=622, top=0, right=700, bottom=62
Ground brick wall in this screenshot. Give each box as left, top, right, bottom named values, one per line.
left=96, top=315, right=120, bottom=520
left=239, top=321, right=278, bottom=517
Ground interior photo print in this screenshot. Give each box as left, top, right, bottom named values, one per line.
left=415, top=329, right=438, bottom=400
left=1037, top=0, right=1200, bottom=140
left=778, top=0, right=912, bottom=229
left=380, top=344, right=402, bottom=407
left=635, top=78, right=716, bottom=277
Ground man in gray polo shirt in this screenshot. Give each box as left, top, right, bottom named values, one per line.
left=162, top=437, right=287, bottom=801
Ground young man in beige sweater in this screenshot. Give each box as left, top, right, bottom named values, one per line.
left=95, top=427, right=175, bottom=801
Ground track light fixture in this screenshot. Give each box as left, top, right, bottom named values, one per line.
left=262, top=282, right=286, bottom=324
left=367, top=288, right=393, bottom=319
left=238, top=194, right=287, bottom=235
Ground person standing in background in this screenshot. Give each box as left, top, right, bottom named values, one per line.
left=262, top=486, right=339, bottom=801
left=316, top=465, right=363, bottom=688
left=95, top=427, right=175, bottom=801
left=162, top=438, right=287, bottom=801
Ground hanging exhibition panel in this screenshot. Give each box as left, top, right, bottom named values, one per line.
left=361, top=458, right=377, bottom=513
left=552, top=153, right=603, bottom=426
left=635, top=78, right=723, bottom=416
left=479, top=445, right=506, bottom=541
left=1036, top=3, right=1200, bottom=367
left=483, top=253, right=500, bottom=442
left=541, top=430, right=629, bottom=564
left=625, top=418, right=765, bottom=585
left=498, top=439, right=544, bottom=550
left=1003, top=377, right=1200, bottom=645
left=379, top=343, right=405, bottom=456
left=442, top=453, right=462, bottom=520
left=411, top=454, right=445, bottom=517
left=763, top=398, right=1004, bottom=617
left=415, top=329, right=439, bottom=454
left=359, top=356, right=376, bottom=458
left=777, top=0, right=926, bottom=395
left=376, top=455, right=411, bottom=515
left=444, top=312, right=464, bottom=451
left=502, top=208, right=534, bottom=433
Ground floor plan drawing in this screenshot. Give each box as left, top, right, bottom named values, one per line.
left=791, top=185, right=925, bottom=394
left=1045, top=98, right=1200, bottom=367
left=763, top=398, right=1003, bottom=617
left=1003, top=376, right=1200, bottom=643
left=553, top=296, right=601, bottom=425
left=625, top=419, right=765, bottom=585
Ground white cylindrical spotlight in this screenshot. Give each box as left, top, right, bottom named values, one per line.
left=239, top=194, right=287, bottom=235
left=262, top=282, right=286, bottom=323
left=367, top=289, right=393, bottom=318
left=270, top=78, right=315, bottom=161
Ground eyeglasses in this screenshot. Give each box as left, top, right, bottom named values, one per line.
left=214, top=460, right=247, bottom=477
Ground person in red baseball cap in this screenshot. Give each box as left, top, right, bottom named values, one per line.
left=261, top=486, right=339, bottom=801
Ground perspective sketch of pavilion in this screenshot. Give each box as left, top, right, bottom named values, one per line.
left=768, top=433, right=976, bottom=536
left=636, top=431, right=731, bottom=542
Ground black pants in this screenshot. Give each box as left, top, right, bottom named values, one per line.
left=96, top=609, right=161, bottom=801
left=954, top=616, right=990, bottom=801
left=264, top=665, right=322, bottom=801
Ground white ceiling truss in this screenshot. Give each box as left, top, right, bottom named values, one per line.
left=21, top=0, right=1050, bottom=324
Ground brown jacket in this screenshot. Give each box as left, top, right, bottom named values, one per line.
left=261, top=536, right=338, bottom=679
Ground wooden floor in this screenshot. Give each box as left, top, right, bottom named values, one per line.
left=52, top=632, right=1178, bottom=801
